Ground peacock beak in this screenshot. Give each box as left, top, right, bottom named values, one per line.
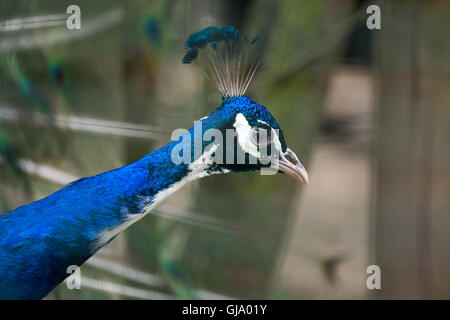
left=278, top=148, right=309, bottom=184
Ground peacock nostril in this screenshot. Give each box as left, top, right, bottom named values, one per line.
left=279, top=148, right=309, bottom=184
left=284, top=148, right=302, bottom=168
left=285, top=152, right=299, bottom=168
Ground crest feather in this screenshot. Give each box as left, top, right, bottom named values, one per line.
left=183, top=26, right=261, bottom=98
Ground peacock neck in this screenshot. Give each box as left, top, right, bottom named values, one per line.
left=0, top=140, right=190, bottom=299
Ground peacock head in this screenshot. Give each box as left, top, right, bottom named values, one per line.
left=172, top=26, right=308, bottom=184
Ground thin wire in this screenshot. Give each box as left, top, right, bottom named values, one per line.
left=80, top=277, right=174, bottom=300
left=0, top=106, right=164, bottom=140
left=85, top=256, right=164, bottom=287
left=0, top=8, right=124, bottom=52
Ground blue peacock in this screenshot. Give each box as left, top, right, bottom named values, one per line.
left=0, top=26, right=308, bottom=300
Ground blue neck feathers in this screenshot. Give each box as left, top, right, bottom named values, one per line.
left=0, top=139, right=190, bottom=299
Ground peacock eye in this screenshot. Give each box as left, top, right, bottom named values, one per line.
left=250, top=127, right=270, bottom=146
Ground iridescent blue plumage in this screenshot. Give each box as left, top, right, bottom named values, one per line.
left=0, top=96, right=284, bottom=299
left=0, top=26, right=307, bottom=299
left=0, top=140, right=186, bottom=299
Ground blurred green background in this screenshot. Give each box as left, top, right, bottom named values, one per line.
left=0, top=0, right=449, bottom=299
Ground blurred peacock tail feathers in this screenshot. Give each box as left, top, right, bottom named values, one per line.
left=0, top=130, right=32, bottom=200
left=182, top=26, right=261, bottom=98
left=2, top=54, right=51, bottom=114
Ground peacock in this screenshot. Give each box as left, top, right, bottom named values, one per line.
left=0, top=26, right=308, bottom=300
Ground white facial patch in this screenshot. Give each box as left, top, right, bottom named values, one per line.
left=233, top=113, right=260, bottom=158
left=234, top=113, right=283, bottom=158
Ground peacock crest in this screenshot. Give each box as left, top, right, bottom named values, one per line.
left=182, top=26, right=261, bottom=98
